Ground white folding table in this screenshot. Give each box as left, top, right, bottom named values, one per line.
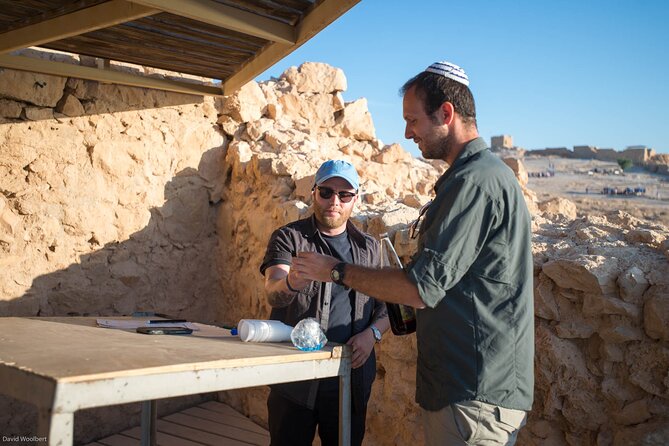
left=0, top=317, right=351, bottom=446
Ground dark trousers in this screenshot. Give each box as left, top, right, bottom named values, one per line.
left=267, top=382, right=367, bottom=446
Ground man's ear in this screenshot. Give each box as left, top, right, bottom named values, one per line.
left=440, top=102, right=455, bottom=126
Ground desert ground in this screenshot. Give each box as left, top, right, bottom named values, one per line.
left=523, top=156, right=669, bottom=227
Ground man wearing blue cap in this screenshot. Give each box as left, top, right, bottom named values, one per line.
left=292, top=62, right=533, bottom=445
left=260, top=159, right=390, bottom=446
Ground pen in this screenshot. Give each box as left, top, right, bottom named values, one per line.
left=148, top=319, right=188, bottom=324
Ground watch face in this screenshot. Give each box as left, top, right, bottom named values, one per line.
left=331, top=263, right=345, bottom=284
left=331, top=269, right=340, bottom=282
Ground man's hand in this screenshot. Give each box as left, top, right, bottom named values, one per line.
left=347, top=329, right=376, bottom=369
left=291, top=252, right=340, bottom=283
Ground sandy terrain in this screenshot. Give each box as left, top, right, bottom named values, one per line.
left=523, top=156, right=669, bottom=227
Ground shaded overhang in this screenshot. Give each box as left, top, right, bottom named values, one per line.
left=0, top=0, right=360, bottom=96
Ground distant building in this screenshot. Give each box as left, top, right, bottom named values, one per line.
left=491, top=135, right=513, bottom=150
left=622, top=146, right=655, bottom=164
left=573, top=145, right=597, bottom=159
left=596, top=148, right=619, bottom=162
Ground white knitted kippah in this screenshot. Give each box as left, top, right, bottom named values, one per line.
left=425, top=61, right=469, bottom=86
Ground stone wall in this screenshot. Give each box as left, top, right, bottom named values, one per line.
left=0, top=66, right=226, bottom=441
left=1, top=62, right=668, bottom=445
left=526, top=147, right=574, bottom=158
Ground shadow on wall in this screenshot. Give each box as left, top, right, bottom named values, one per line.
left=0, top=142, right=228, bottom=442
left=0, top=50, right=212, bottom=121
left=0, top=156, right=225, bottom=320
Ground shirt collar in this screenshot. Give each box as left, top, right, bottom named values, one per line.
left=434, top=137, right=488, bottom=192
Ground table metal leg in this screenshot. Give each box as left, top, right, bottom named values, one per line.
left=140, top=400, right=157, bottom=446
left=339, top=370, right=351, bottom=446
left=38, top=409, right=73, bottom=446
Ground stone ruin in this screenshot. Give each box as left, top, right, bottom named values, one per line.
left=1, top=61, right=668, bottom=445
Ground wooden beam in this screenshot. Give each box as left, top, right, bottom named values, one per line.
left=0, top=54, right=223, bottom=96
left=128, top=0, right=296, bottom=45
left=221, top=0, right=360, bottom=95
left=0, top=0, right=158, bottom=55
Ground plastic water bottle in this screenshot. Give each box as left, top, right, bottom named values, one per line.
left=237, top=319, right=293, bottom=342
left=380, top=234, right=417, bottom=336
left=290, top=318, right=328, bottom=351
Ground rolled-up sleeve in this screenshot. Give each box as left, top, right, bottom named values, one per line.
left=406, top=177, right=497, bottom=308
left=259, top=228, right=294, bottom=276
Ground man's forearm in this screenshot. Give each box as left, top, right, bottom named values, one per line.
left=267, top=287, right=295, bottom=307
left=265, top=274, right=296, bottom=308
left=343, top=265, right=425, bottom=308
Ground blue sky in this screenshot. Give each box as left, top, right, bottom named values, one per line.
left=258, top=0, right=669, bottom=156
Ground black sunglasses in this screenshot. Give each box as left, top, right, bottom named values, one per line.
left=409, top=200, right=433, bottom=239
left=314, top=186, right=357, bottom=203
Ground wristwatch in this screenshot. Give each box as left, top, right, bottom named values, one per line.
left=370, top=324, right=382, bottom=343
left=330, top=262, right=347, bottom=286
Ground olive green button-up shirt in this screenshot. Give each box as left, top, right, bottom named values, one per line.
left=406, top=137, right=534, bottom=411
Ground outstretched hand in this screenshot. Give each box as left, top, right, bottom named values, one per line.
left=291, top=252, right=340, bottom=283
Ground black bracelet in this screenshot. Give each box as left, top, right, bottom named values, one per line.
left=285, top=275, right=300, bottom=293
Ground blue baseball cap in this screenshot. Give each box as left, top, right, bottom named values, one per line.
left=315, top=160, right=360, bottom=190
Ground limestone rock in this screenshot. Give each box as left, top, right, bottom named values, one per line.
left=23, top=106, right=54, bottom=121
left=613, top=420, right=669, bottom=446
left=373, top=143, right=412, bottom=164
left=337, top=98, right=375, bottom=141
left=366, top=206, right=417, bottom=238
left=626, top=343, right=669, bottom=398
left=401, top=194, right=422, bottom=208
left=542, top=255, right=619, bottom=294
left=614, top=399, right=652, bottom=425
left=599, top=317, right=644, bottom=343
left=0, top=68, right=66, bottom=107
left=539, top=197, right=578, bottom=220
left=294, top=175, right=316, bottom=201
left=0, top=98, right=22, bottom=118
left=332, top=92, right=345, bottom=111
left=282, top=62, right=347, bottom=93
left=582, top=293, right=639, bottom=318
left=625, top=228, right=666, bottom=247
left=535, top=273, right=560, bottom=320
left=220, top=81, right=267, bottom=122
left=217, top=115, right=243, bottom=137
left=340, top=140, right=374, bottom=159
left=0, top=197, right=20, bottom=243
left=56, top=93, right=85, bottom=117
left=503, top=157, right=529, bottom=186
left=278, top=92, right=335, bottom=128
left=617, top=266, right=649, bottom=304
left=643, top=290, right=669, bottom=341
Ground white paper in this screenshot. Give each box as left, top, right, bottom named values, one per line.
left=96, top=319, right=199, bottom=331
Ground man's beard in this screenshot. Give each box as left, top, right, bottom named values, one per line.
left=313, top=200, right=352, bottom=230
left=421, top=132, right=452, bottom=161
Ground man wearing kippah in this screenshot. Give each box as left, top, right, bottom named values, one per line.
left=292, top=62, right=534, bottom=445
left=260, top=159, right=390, bottom=446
